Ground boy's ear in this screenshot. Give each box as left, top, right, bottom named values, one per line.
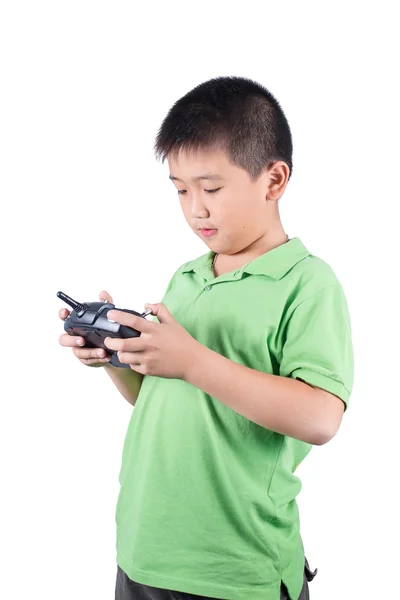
left=266, top=161, right=290, bottom=201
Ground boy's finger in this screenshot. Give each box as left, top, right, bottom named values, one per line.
left=99, top=290, right=114, bottom=304
left=73, top=347, right=109, bottom=360
left=59, top=308, right=70, bottom=320
left=105, top=336, right=147, bottom=353
left=59, top=333, right=85, bottom=347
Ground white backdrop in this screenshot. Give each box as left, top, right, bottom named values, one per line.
left=1, top=2, right=399, bottom=599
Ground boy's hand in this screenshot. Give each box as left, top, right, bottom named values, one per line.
left=104, top=303, right=200, bottom=380
left=58, top=291, right=114, bottom=367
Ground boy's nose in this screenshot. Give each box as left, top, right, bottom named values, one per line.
left=191, top=204, right=210, bottom=219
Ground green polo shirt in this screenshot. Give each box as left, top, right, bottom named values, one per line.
left=115, top=237, right=354, bottom=600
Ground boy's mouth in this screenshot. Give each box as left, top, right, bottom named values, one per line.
left=199, top=228, right=218, bottom=238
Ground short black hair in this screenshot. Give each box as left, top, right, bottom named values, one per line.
left=154, top=76, right=293, bottom=182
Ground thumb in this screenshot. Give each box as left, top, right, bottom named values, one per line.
left=144, top=302, right=173, bottom=324
left=99, top=290, right=114, bottom=304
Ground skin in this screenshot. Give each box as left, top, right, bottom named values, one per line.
left=57, top=147, right=345, bottom=443
left=168, top=146, right=290, bottom=275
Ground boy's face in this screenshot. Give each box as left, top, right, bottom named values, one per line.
left=168, top=147, right=288, bottom=256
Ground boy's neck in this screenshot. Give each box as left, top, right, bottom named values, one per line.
left=213, top=231, right=289, bottom=277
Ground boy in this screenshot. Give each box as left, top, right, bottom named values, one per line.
left=59, top=76, right=354, bottom=599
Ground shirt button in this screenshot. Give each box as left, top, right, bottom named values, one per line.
left=205, top=285, right=212, bottom=291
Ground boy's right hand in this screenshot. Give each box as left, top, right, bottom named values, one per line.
left=58, top=291, right=114, bottom=368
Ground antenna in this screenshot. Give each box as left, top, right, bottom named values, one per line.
left=57, top=291, right=153, bottom=318
left=57, top=291, right=84, bottom=312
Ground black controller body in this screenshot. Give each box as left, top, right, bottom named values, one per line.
left=62, top=301, right=145, bottom=368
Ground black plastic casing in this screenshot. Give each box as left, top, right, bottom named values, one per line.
left=63, top=302, right=144, bottom=368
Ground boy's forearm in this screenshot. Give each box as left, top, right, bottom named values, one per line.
left=184, top=344, right=344, bottom=445
left=103, top=363, right=144, bottom=406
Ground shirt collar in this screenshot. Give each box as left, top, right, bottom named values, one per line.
left=180, top=237, right=310, bottom=280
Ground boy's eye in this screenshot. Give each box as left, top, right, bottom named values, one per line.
left=177, top=188, right=222, bottom=195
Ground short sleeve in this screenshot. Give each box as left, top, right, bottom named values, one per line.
left=279, top=284, right=354, bottom=408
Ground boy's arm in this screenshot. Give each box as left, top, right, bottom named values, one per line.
left=184, top=350, right=344, bottom=445
left=103, top=363, right=144, bottom=406
left=185, top=283, right=353, bottom=446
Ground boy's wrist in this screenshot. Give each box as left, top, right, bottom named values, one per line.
left=182, top=341, right=210, bottom=384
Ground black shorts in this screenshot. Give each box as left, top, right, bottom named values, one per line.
left=115, top=558, right=317, bottom=600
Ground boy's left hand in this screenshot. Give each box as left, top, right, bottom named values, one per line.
left=104, top=303, right=200, bottom=380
